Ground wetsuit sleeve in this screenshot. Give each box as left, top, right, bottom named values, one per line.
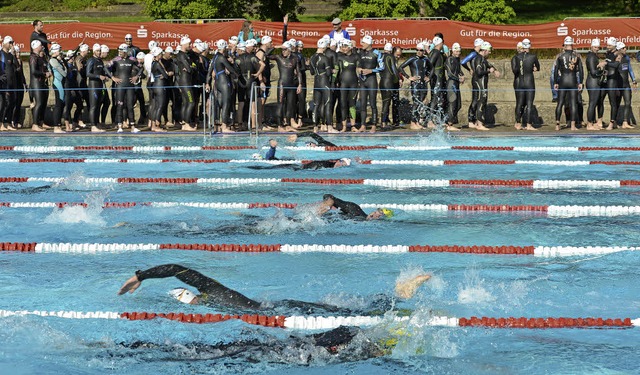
left=309, top=133, right=336, bottom=147
left=628, top=56, right=636, bottom=82
left=220, top=55, right=238, bottom=78
left=398, top=56, right=414, bottom=79
left=332, top=197, right=367, bottom=218
left=534, top=55, right=540, bottom=73
left=577, top=55, right=584, bottom=85
left=301, top=160, right=337, bottom=169
left=553, top=57, right=560, bottom=84
left=587, top=54, right=599, bottom=79
left=372, top=50, right=383, bottom=74
left=475, top=59, right=490, bottom=77
left=294, top=55, right=303, bottom=85
left=86, top=58, right=100, bottom=80
left=265, top=146, right=277, bottom=160
left=445, top=56, right=456, bottom=81
left=283, top=23, right=288, bottom=43
left=30, top=55, right=45, bottom=78
left=461, top=51, right=476, bottom=71
left=309, top=54, right=319, bottom=75
left=49, top=58, right=66, bottom=77
left=511, top=55, right=519, bottom=76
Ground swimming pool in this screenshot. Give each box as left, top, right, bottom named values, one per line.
left=1, top=133, right=640, bottom=374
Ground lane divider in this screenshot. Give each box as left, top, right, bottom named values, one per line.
left=4, top=145, right=640, bottom=153
left=4, top=201, right=640, bottom=217
left=3, top=158, right=640, bottom=167
left=0, top=310, right=635, bottom=330
left=0, top=242, right=638, bottom=257
left=1, top=177, right=639, bottom=189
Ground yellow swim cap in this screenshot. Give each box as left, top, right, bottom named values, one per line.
left=381, top=208, right=394, bottom=218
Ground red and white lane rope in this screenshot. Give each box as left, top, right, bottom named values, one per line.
left=4, top=145, right=640, bottom=153
left=0, top=242, right=638, bottom=257
left=3, top=201, right=640, bottom=217
left=3, top=158, right=640, bottom=167
left=0, top=309, right=636, bottom=330
left=1, top=177, right=639, bottom=189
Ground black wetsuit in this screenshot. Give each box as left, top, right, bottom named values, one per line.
left=337, top=52, right=359, bottom=123
left=324, top=47, right=340, bottom=122
left=515, top=51, right=540, bottom=125
left=256, top=47, right=271, bottom=99
left=209, top=51, right=238, bottom=125
left=445, top=54, right=463, bottom=124
left=29, top=52, right=49, bottom=126
left=86, top=54, right=107, bottom=127
left=268, top=52, right=302, bottom=126
left=76, top=56, right=89, bottom=120
left=235, top=51, right=260, bottom=122
left=175, top=50, right=197, bottom=125
left=358, top=48, right=382, bottom=125
left=399, top=54, right=431, bottom=123
left=511, top=53, right=523, bottom=123
left=248, top=159, right=339, bottom=170
left=602, top=49, right=621, bottom=124
left=324, top=194, right=367, bottom=219
left=109, top=56, right=140, bottom=125
left=13, top=55, right=26, bottom=125
left=585, top=51, right=605, bottom=123
left=617, top=54, right=633, bottom=124
left=161, top=57, right=178, bottom=123
left=151, top=59, right=171, bottom=122
left=295, top=50, right=308, bottom=120
left=0, top=49, right=15, bottom=125
left=30, top=31, right=51, bottom=56
left=309, top=51, right=333, bottom=126
left=379, top=52, right=399, bottom=126
left=65, top=58, right=83, bottom=124
left=471, top=53, right=493, bottom=124
left=126, top=44, right=141, bottom=60
left=553, top=50, right=583, bottom=123
left=428, top=48, right=445, bottom=117
left=297, top=131, right=336, bottom=147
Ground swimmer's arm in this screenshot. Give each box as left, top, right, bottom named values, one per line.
left=118, top=264, right=217, bottom=295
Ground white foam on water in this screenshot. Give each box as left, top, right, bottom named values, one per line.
left=457, top=267, right=496, bottom=305
left=44, top=190, right=109, bottom=226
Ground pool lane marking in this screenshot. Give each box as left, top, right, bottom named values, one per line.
left=0, top=242, right=638, bottom=257
left=0, top=309, right=636, bottom=330
left=4, top=158, right=640, bottom=166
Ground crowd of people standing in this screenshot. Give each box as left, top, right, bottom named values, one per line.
left=0, top=19, right=635, bottom=134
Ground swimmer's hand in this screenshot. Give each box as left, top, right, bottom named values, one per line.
left=118, top=275, right=141, bottom=295
left=395, top=274, right=431, bottom=300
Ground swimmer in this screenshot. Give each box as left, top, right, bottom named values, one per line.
left=248, top=157, right=353, bottom=170
left=118, top=264, right=430, bottom=314
left=265, top=138, right=279, bottom=160
left=322, top=194, right=394, bottom=220
left=287, top=131, right=337, bottom=147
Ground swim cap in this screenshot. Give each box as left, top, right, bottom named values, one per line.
left=252, top=153, right=263, bottom=160
left=168, top=288, right=197, bottom=304
left=432, top=36, right=443, bottom=46
left=383, top=42, right=393, bottom=52
left=216, top=39, right=227, bottom=50
left=296, top=40, right=304, bottom=47
left=100, top=44, right=109, bottom=53
left=322, top=34, right=330, bottom=41
left=329, top=39, right=338, bottom=47
left=361, top=35, right=373, bottom=45
left=522, top=38, right=531, bottom=49
left=246, top=39, right=257, bottom=47
left=118, top=43, right=128, bottom=52
left=13, top=45, right=19, bottom=53
left=125, top=33, right=132, bottom=40
left=50, top=43, right=61, bottom=54
left=151, top=46, right=163, bottom=57
left=261, top=35, right=272, bottom=44
left=237, top=42, right=246, bottom=50
left=2, top=35, right=12, bottom=44
left=92, top=43, right=101, bottom=52
left=194, top=42, right=205, bottom=52
left=617, top=41, right=626, bottom=50
left=516, top=41, right=523, bottom=49
left=340, top=158, right=351, bottom=166
left=480, top=41, right=492, bottom=51
left=563, top=36, right=573, bottom=46
left=416, top=42, right=425, bottom=51
left=228, top=35, right=239, bottom=45
left=179, top=37, right=191, bottom=46
left=317, top=39, right=328, bottom=49
left=282, top=41, right=293, bottom=50
left=381, top=208, right=394, bottom=218
left=607, top=37, right=617, bottom=46
left=30, top=40, right=42, bottom=49
left=165, top=46, right=174, bottom=53
left=474, top=38, right=484, bottom=47
left=66, top=50, right=75, bottom=58
left=339, top=39, right=351, bottom=48
left=451, top=42, right=461, bottom=51
left=136, top=52, right=145, bottom=59
left=591, top=38, right=601, bottom=47
left=79, top=43, right=89, bottom=52
left=148, top=40, right=158, bottom=49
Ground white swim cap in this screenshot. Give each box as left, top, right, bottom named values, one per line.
left=317, top=39, right=328, bottom=48
left=432, top=36, right=443, bottom=46
left=416, top=42, right=425, bottom=51
left=165, top=46, right=174, bottom=53
left=480, top=41, right=492, bottom=51
left=228, top=36, right=238, bottom=45
left=451, top=42, right=461, bottom=51
left=100, top=44, right=109, bottom=53
left=66, top=50, right=75, bottom=58
left=563, top=36, right=573, bottom=46
left=246, top=39, right=257, bottom=47
left=136, top=52, right=145, bottom=59
left=282, top=41, right=293, bottom=50
left=340, top=158, right=351, bottom=166
left=180, top=37, right=191, bottom=46
left=329, top=39, right=338, bottom=47
left=168, top=288, right=197, bottom=304
left=50, top=43, right=61, bottom=54
left=2, top=35, right=12, bottom=44
left=31, top=40, right=42, bottom=49
left=216, top=39, right=227, bottom=50
left=261, top=35, right=272, bottom=44
left=194, top=42, right=205, bottom=52
left=361, top=35, right=373, bottom=45
left=339, top=39, right=351, bottom=48
left=79, top=43, right=89, bottom=52
left=474, top=38, right=484, bottom=47
left=118, top=43, right=128, bottom=52
left=591, top=38, right=601, bottom=47
left=13, top=45, right=20, bottom=53
left=607, top=37, right=617, bottom=46
left=125, top=33, right=132, bottom=39
left=517, top=41, right=523, bottom=48
left=296, top=40, right=304, bottom=47
left=237, top=42, right=246, bottom=50
left=322, top=34, right=330, bottom=41
left=383, top=42, right=393, bottom=52
left=522, top=38, right=531, bottom=49
left=151, top=46, right=163, bottom=56
left=616, top=41, right=626, bottom=50
left=148, top=40, right=158, bottom=49
left=92, top=43, right=101, bottom=52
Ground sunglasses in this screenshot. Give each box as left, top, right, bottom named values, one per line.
left=417, top=49, right=424, bottom=52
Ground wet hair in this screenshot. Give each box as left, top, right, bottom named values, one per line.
left=33, top=19, right=42, bottom=27
left=434, top=32, right=444, bottom=39
left=323, top=194, right=335, bottom=201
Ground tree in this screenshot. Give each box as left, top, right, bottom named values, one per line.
left=452, top=0, right=516, bottom=24
left=255, top=0, right=305, bottom=21
left=145, top=0, right=247, bottom=19
left=339, top=0, right=419, bottom=19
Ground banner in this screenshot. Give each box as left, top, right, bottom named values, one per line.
left=1, top=18, right=638, bottom=52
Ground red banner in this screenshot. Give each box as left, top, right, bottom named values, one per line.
left=1, top=18, right=639, bottom=52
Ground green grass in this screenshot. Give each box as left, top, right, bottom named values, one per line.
left=510, top=0, right=630, bottom=24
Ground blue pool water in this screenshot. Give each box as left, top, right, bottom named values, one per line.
left=1, top=133, right=640, bottom=374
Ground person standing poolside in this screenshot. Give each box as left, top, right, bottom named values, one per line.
left=209, top=39, right=238, bottom=133
left=86, top=43, right=108, bottom=132
left=29, top=40, right=51, bottom=132
left=64, top=50, right=84, bottom=131
left=399, top=43, right=432, bottom=130
left=11, top=45, right=27, bottom=129
left=174, top=37, right=198, bottom=132
left=470, top=41, right=500, bottom=131
left=427, top=36, right=446, bottom=129
left=48, top=43, right=67, bottom=133
left=602, top=37, right=621, bottom=130
left=0, top=35, right=17, bottom=132
left=336, top=40, right=359, bottom=132
left=614, top=42, right=636, bottom=129
left=267, top=41, right=302, bottom=132
left=357, top=35, right=382, bottom=133
left=30, top=20, right=52, bottom=57
left=514, top=39, right=540, bottom=131
left=511, top=41, right=524, bottom=129
left=329, top=18, right=350, bottom=42
left=553, top=36, right=583, bottom=131
left=254, top=35, right=272, bottom=130
left=444, top=43, right=464, bottom=131
left=379, top=43, right=400, bottom=130
left=309, top=39, right=334, bottom=132
left=585, top=38, right=606, bottom=130
left=109, top=43, right=142, bottom=132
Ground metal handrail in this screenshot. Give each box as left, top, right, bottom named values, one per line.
left=563, top=17, right=640, bottom=20
left=353, top=17, right=448, bottom=20
left=0, top=20, right=79, bottom=24
left=154, top=18, right=246, bottom=24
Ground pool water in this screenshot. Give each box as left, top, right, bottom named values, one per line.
left=1, top=133, right=640, bottom=374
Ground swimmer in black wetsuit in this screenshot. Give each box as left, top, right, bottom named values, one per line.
left=336, top=39, right=359, bottom=132
left=585, top=38, right=606, bottom=130
left=287, top=131, right=337, bottom=147
left=268, top=40, right=302, bottom=132
left=469, top=42, right=500, bottom=131
left=379, top=43, right=400, bottom=130
left=357, top=35, right=383, bottom=133
left=444, top=43, right=464, bottom=131
left=322, top=194, right=394, bottom=220
left=399, top=42, right=432, bottom=130
left=309, top=38, right=334, bottom=132
left=553, top=36, right=583, bottom=131
left=426, top=36, right=446, bottom=129
left=514, top=39, right=540, bottom=131
left=118, top=263, right=430, bottom=315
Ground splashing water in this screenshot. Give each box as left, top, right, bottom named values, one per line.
left=52, top=170, right=115, bottom=191
left=44, top=190, right=111, bottom=226
left=253, top=204, right=328, bottom=235
left=457, top=267, right=496, bottom=305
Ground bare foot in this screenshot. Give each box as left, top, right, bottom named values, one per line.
left=446, top=125, right=460, bottom=132
left=621, top=122, right=635, bottom=129
left=514, top=123, right=523, bottom=130
left=6, top=125, right=17, bottom=131
left=427, top=120, right=436, bottom=129
left=468, top=122, right=477, bottom=129
left=606, top=121, right=615, bottom=131
left=262, top=125, right=276, bottom=132
left=570, top=123, right=578, bottom=131
left=408, top=122, right=424, bottom=130
left=327, top=126, right=340, bottom=134
left=221, top=125, right=235, bottom=133
left=555, top=122, right=561, bottom=131
left=369, top=125, right=376, bottom=133
left=475, top=122, right=490, bottom=131
left=0, top=125, right=6, bottom=131
left=525, top=124, right=537, bottom=131
left=32, top=125, right=45, bottom=132
left=91, top=126, right=105, bottom=133
left=181, top=124, right=197, bottom=131
left=53, top=126, right=66, bottom=134
left=42, top=124, right=53, bottom=130
left=395, top=274, right=431, bottom=299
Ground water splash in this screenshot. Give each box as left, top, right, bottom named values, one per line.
left=53, top=170, right=115, bottom=191
left=457, top=267, right=496, bottom=305
left=253, top=204, right=328, bottom=235
left=44, top=190, right=110, bottom=226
